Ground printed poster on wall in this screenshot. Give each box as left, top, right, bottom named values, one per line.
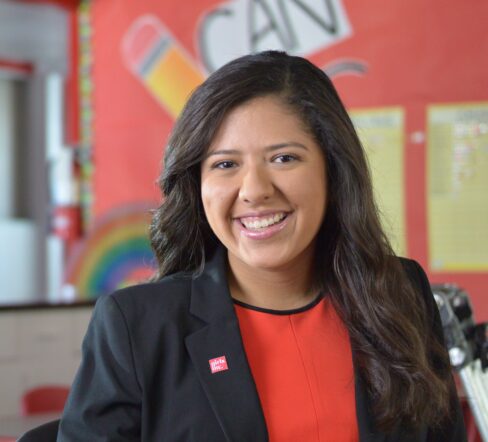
left=350, top=108, right=406, bottom=256
left=427, top=103, right=488, bottom=271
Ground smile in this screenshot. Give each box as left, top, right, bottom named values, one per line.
left=239, top=212, right=287, bottom=230
left=235, top=211, right=291, bottom=240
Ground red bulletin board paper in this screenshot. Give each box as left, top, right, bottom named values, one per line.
left=91, top=0, right=216, bottom=217
left=90, top=0, right=488, bottom=319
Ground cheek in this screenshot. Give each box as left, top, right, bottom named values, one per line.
left=287, top=165, right=327, bottom=223
left=309, top=173, right=327, bottom=219
left=308, top=170, right=327, bottom=205
left=284, top=166, right=327, bottom=204
left=201, top=180, right=233, bottom=223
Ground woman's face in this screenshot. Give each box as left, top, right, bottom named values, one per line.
left=200, top=96, right=327, bottom=272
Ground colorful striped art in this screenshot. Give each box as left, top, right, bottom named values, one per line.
left=65, top=205, right=157, bottom=299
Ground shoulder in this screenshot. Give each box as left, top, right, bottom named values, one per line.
left=95, top=271, right=195, bottom=325
left=398, top=256, right=426, bottom=280
left=397, top=257, right=431, bottom=297
left=396, top=256, right=439, bottom=326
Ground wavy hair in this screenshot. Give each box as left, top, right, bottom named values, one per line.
left=150, top=51, right=452, bottom=430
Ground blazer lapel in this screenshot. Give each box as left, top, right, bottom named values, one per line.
left=185, top=248, right=268, bottom=442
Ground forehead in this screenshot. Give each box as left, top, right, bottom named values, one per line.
left=207, top=96, right=313, bottom=151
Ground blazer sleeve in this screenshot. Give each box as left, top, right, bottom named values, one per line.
left=408, top=260, right=467, bottom=442
left=57, top=293, right=142, bottom=441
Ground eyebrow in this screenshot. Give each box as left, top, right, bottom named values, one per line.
left=205, top=142, right=309, bottom=158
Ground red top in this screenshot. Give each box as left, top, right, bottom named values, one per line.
left=234, top=295, right=359, bottom=442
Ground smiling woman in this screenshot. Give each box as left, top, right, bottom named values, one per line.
left=57, top=52, right=467, bottom=441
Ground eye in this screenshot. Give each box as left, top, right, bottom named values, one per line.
left=212, top=160, right=236, bottom=169
left=272, top=154, right=298, bottom=163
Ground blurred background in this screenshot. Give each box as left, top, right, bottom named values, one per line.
left=0, top=0, right=487, bottom=437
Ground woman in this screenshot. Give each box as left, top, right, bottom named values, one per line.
left=58, top=51, right=466, bottom=441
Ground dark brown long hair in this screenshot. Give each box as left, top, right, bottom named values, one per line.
left=150, top=51, right=452, bottom=430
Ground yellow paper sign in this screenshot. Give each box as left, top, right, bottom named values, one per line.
left=427, top=103, right=488, bottom=271
left=350, top=108, right=406, bottom=256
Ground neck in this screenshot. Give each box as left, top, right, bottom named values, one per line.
left=227, top=249, right=318, bottom=311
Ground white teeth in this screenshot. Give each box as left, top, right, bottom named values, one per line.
left=241, top=213, right=286, bottom=230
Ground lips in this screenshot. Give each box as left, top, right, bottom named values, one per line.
left=234, top=211, right=291, bottom=240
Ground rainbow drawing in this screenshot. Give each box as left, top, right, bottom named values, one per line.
left=65, top=205, right=157, bottom=299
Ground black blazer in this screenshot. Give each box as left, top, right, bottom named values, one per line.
left=57, top=248, right=466, bottom=441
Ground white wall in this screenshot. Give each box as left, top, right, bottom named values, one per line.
left=0, top=0, right=70, bottom=304
left=0, top=0, right=68, bottom=74
left=0, top=79, right=16, bottom=218
left=0, top=221, right=39, bottom=304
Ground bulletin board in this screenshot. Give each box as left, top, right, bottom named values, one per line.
left=76, top=0, right=488, bottom=317
left=427, top=103, right=488, bottom=272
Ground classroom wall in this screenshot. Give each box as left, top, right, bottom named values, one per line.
left=1, top=0, right=486, bottom=420
left=85, top=0, right=488, bottom=317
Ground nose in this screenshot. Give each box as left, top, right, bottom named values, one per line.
left=238, top=165, right=274, bottom=204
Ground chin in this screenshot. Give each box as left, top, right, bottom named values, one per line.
left=240, top=251, right=293, bottom=271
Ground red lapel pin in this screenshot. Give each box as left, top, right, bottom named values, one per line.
left=209, top=356, right=229, bottom=374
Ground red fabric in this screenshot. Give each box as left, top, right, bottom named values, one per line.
left=21, top=385, right=70, bottom=416
left=235, top=297, right=358, bottom=442
left=461, top=399, right=482, bottom=442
